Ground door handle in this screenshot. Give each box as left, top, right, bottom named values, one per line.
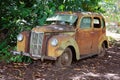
left=90, top=32, right=94, bottom=34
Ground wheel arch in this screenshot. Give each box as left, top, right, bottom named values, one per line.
left=98, top=39, right=109, bottom=55
left=103, top=40, right=109, bottom=48
left=68, top=46, right=77, bottom=61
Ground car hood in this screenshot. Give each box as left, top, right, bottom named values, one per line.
left=32, top=24, right=75, bottom=33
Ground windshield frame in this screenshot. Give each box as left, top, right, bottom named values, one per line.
left=46, top=14, right=78, bottom=25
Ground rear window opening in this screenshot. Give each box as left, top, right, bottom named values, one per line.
left=93, top=17, right=101, bottom=28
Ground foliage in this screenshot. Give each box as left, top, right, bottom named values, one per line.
left=107, top=36, right=116, bottom=46
left=101, top=0, right=120, bottom=23
left=0, top=0, right=103, bottom=63
left=0, top=45, right=32, bottom=63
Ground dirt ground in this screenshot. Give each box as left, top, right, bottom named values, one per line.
left=0, top=46, right=120, bottom=80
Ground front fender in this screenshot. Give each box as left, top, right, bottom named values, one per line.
left=47, top=34, right=80, bottom=60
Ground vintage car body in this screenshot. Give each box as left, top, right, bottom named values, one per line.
left=12, top=12, right=109, bottom=67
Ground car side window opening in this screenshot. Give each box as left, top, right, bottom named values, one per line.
left=80, top=17, right=91, bottom=29
left=93, top=17, right=101, bottom=28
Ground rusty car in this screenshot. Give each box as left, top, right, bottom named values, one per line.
left=12, top=12, right=109, bottom=67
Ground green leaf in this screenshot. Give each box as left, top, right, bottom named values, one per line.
left=59, top=5, right=65, bottom=11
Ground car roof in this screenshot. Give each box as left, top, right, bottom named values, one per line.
left=56, top=11, right=103, bottom=18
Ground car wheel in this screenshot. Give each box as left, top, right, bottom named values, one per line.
left=98, top=43, right=106, bottom=57
left=55, top=48, right=72, bottom=67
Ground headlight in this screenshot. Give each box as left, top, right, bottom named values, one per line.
left=51, top=38, right=58, bottom=46
left=17, top=33, right=23, bottom=41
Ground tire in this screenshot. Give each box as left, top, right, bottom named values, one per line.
left=55, top=48, right=72, bottom=67
left=98, top=43, right=106, bottom=57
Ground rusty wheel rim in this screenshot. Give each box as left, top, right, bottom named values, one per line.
left=61, top=51, right=69, bottom=65
left=99, top=43, right=106, bottom=57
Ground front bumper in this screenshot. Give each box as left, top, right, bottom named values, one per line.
left=11, top=51, right=56, bottom=60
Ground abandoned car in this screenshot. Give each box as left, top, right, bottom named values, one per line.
left=12, top=12, right=109, bottom=67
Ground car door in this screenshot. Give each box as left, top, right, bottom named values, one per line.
left=75, top=16, right=93, bottom=55
left=92, top=17, right=104, bottom=54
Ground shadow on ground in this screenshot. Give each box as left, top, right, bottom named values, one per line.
left=0, top=46, right=120, bottom=80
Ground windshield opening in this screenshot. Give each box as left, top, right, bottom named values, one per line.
left=46, top=14, right=78, bottom=26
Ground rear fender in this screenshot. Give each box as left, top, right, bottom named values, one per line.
left=98, top=35, right=109, bottom=52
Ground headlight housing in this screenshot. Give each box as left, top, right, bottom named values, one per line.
left=17, top=33, right=23, bottom=41
left=51, top=38, right=58, bottom=46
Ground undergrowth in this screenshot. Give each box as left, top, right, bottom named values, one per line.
left=0, top=45, right=32, bottom=63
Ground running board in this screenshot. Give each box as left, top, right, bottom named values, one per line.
left=80, top=53, right=98, bottom=60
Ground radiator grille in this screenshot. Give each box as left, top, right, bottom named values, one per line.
left=30, top=32, right=44, bottom=57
